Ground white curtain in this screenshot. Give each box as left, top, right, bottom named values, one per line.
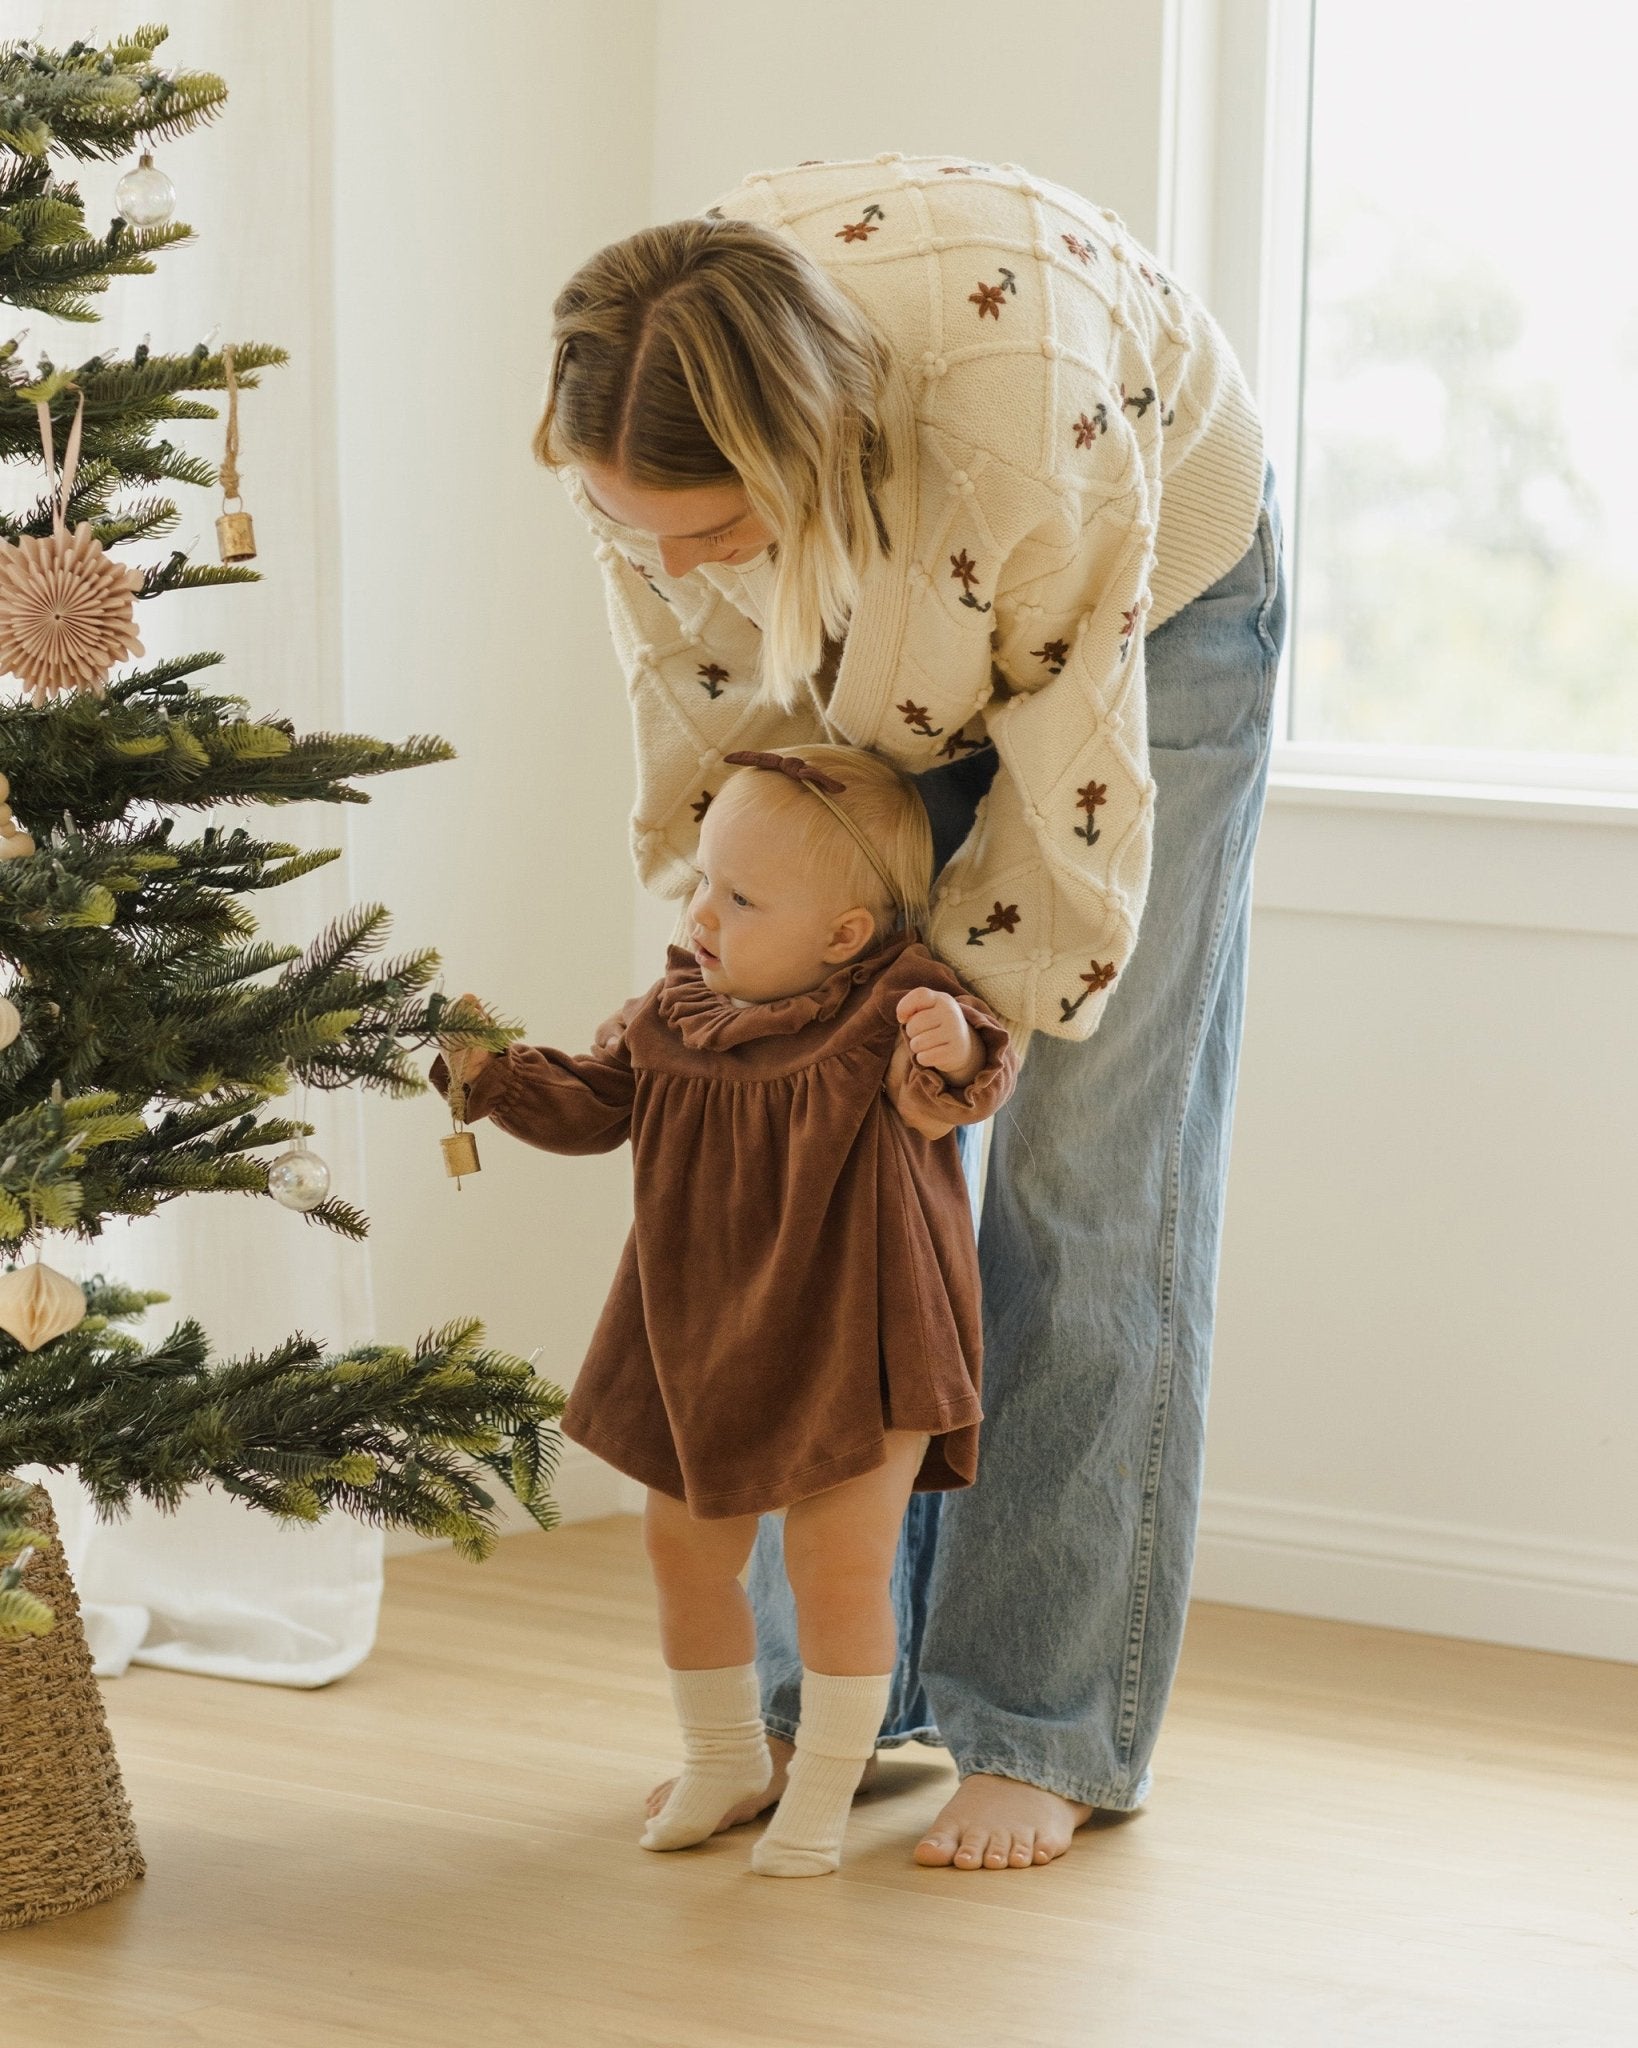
left=10, top=2, right=384, bottom=1686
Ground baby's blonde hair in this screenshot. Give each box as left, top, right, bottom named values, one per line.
left=713, top=745, right=932, bottom=938
left=534, top=216, right=900, bottom=714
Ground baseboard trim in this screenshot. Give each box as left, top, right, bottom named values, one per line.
left=390, top=1470, right=1638, bottom=1666
left=383, top=1441, right=642, bottom=1558
left=1193, top=1491, right=1638, bottom=1664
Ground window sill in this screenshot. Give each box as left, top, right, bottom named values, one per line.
left=1267, top=771, right=1638, bottom=829
left=1253, top=773, right=1638, bottom=939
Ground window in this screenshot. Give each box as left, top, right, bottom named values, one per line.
left=1199, top=0, right=1638, bottom=795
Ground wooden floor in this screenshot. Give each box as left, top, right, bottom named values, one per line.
left=8, top=1517, right=1636, bottom=2047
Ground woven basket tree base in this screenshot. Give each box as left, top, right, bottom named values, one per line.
left=0, top=1480, right=146, bottom=1928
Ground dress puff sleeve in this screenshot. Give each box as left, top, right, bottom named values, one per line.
left=896, top=991, right=1019, bottom=1127
left=429, top=1035, right=636, bottom=1156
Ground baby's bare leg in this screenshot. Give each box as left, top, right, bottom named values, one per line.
left=642, top=1488, right=760, bottom=1669
left=639, top=1490, right=769, bottom=1851
left=752, top=1431, right=931, bottom=1877
left=781, top=1430, right=933, bottom=1673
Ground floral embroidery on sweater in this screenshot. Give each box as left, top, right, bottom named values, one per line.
left=1075, top=779, right=1108, bottom=844
left=1122, top=384, right=1176, bottom=428
left=836, top=204, right=885, bottom=242
left=969, top=267, right=1018, bottom=319
left=1073, top=406, right=1109, bottom=448
left=1034, top=638, right=1071, bottom=675
left=626, top=553, right=670, bottom=604
left=691, top=790, right=713, bottom=823
left=966, top=901, right=1021, bottom=946
left=897, top=698, right=945, bottom=738
left=1060, top=959, right=1118, bottom=1022
left=950, top=549, right=993, bottom=613
left=937, top=728, right=991, bottom=760
left=1062, top=233, right=1097, bottom=264
left=1119, top=607, right=1141, bottom=663
left=696, top=662, right=730, bottom=698
left=939, top=162, right=989, bottom=174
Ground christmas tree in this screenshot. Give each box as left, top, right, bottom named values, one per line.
left=0, top=25, right=562, bottom=1641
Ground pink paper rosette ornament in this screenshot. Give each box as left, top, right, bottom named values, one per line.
left=0, top=388, right=145, bottom=706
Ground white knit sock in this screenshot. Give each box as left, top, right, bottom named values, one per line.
left=750, top=1668, right=891, bottom=1878
left=640, top=1662, right=772, bottom=1852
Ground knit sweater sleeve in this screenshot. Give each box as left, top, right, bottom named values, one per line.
left=923, top=410, right=1158, bottom=1044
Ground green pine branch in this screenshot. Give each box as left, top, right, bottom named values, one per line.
left=0, top=935, right=516, bottom=1246
left=0, top=686, right=456, bottom=823
left=0, top=28, right=226, bottom=165
left=2, top=349, right=287, bottom=466
left=0, top=1286, right=566, bottom=1638
left=3, top=209, right=194, bottom=321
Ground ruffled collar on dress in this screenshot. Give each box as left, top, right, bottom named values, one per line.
left=656, top=931, right=919, bottom=1049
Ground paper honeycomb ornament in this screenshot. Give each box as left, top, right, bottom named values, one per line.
left=0, top=1260, right=88, bottom=1352
left=0, top=392, right=144, bottom=707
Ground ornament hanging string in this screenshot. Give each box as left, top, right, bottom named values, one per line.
left=214, top=346, right=256, bottom=561
left=219, top=345, right=242, bottom=508
left=36, top=386, right=87, bottom=537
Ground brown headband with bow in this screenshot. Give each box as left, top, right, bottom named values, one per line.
left=721, top=750, right=906, bottom=915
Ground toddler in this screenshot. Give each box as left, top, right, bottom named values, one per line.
left=432, top=744, right=1016, bottom=1876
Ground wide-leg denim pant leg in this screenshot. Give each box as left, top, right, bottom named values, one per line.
left=750, top=462, right=1288, bottom=1807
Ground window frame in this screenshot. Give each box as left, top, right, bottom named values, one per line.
left=1173, top=0, right=1638, bottom=820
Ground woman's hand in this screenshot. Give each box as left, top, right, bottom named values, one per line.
left=895, top=987, right=982, bottom=1086
left=436, top=990, right=498, bottom=1097
left=593, top=997, right=644, bottom=1054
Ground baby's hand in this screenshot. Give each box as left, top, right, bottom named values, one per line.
left=435, top=990, right=497, bottom=1097
left=894, top=986, right=981, bottom=1087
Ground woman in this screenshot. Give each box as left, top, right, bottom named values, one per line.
left=534, top=152, right=1288, bottom=1872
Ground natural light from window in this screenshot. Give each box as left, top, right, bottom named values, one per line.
left=1292, top=0, right=1638, bottom=763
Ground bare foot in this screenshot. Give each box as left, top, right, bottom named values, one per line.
left=912, top=1772, right=1095, bottom=1870
left=645, top=1734, right=881, bottom=1833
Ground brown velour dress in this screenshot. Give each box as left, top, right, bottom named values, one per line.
left=430, top=930, right=1018, bottom=1520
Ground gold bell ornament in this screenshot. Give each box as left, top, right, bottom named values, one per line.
left=442, top=1069, right=481, bottom=1188
left=215, top=344, right=257, bottom=564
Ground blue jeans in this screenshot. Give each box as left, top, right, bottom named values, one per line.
left=748, top=461, right=1288, bottom=1809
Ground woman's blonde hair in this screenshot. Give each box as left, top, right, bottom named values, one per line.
left=534, top=217, right=899, bottom=713
left=714, top=744, right=933, bottom=937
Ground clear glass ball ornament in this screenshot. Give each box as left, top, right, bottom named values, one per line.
left=266, top=1143, right=331, bottom=1213
left=115, top=154, right=176, bottom=228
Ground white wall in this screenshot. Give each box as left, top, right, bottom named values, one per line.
left=327, top=1, right=658, bottom=1529
left=327, top=0, right=1636, bottom=1658
left=1196, top=853, right=1638, bottom=1660
left=650, top=0, right=1168, bottom=226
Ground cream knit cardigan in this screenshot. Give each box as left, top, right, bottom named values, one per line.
left=561, top=153, right=1266, bottom=1042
